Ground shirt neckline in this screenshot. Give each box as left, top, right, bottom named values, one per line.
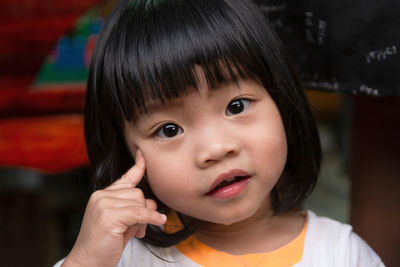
left=165, top=212, right=308, bottom=267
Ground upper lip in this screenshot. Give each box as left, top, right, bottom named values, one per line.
left=206, top=169, right=250, bottom=194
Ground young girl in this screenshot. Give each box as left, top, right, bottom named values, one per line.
left=56, top=0, right=384, bottom=266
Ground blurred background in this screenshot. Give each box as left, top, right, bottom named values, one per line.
left=0, top=0, right=399, bottom=266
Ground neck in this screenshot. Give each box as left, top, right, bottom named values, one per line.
left=191, top=199, right=305, bottom=255
left=195, top=197, right=274, bottom=237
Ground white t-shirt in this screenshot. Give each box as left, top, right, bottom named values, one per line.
left=54, top=210, right=385, bottom=266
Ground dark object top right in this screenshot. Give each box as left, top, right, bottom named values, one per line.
left=258, top=0, right=400, bottom=96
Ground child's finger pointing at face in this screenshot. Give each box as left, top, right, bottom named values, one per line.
left=108, top=149, right=146, bottom=190
left=65, top=148, right=166, bottom=266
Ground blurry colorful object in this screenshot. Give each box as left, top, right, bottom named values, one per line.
left=0, top=0, right=107, bottom=172
left=33, top=11, right=103, bottom=88
left=0, top=0, right=103, bottom=116
left=0, top=115, right=88, bottom=172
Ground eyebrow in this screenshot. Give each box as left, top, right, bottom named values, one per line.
left=135, top=81, right=243, bottom=118
left=139, top=103, right=165, bottom=116
left=136, top=98, right=184, bottom=119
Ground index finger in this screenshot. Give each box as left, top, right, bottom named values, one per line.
left=109, top=149, right=146, bottom=189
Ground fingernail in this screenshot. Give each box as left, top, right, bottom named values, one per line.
left=160, top=214, right=167, bottom=222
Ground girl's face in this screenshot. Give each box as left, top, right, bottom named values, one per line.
left=124, top=72, right=287, bottom=225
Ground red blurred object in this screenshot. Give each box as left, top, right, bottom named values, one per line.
left=0, top=115, right=88, bottom=172
left=0, top=0, right=101, bottom=91
left=0, top=0, right=101, bottom=171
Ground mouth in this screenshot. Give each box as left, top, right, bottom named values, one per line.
left=205, top=169, right=251, bottom=197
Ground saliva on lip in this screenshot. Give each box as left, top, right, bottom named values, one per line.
left=214, top=176, right=246, bottom=190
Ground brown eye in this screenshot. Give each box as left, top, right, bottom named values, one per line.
left=156, top=123, right=183, bottom=138
left=226, top=99, right=250, bottom=116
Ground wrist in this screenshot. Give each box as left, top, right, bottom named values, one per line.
left=61, top=247, right=93, bottom=267
left=61, top=256, right=87, bottom=267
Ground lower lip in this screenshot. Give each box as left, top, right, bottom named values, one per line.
left=206, top=177, right=251, bottom=199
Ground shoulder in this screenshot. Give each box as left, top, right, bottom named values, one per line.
left=300, top=210, right=385, bottom=267
left=117, top=238, right=202, bottom=267
left=118, top=238, right=169, bottom=266
left=53, top=239, right=202, bottom=267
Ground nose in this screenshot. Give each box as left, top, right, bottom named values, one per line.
left=195, top=126, right=240, bottom=168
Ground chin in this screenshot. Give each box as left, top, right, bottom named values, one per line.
left=204, top=208, right=258, bottom=225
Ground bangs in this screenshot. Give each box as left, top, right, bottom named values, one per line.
left=98, top=0, right=280, bottom=121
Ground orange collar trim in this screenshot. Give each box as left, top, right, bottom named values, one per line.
left=165, top=212, right=308, bottom=267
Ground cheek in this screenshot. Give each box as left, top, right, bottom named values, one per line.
left=249, top=117, right=287, bottom=177
left=143, top=151, right=191, bottom=204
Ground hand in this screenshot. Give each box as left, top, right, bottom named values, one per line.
left=62, top=150, right=166, bottom=267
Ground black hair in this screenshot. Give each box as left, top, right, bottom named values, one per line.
left=84, top=0, right=321, bottom=247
